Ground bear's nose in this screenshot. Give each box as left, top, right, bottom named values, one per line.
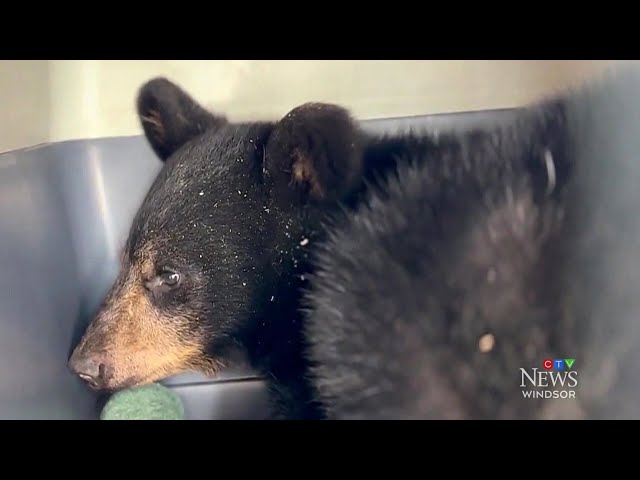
left=68, top=352, right=110, bottom=389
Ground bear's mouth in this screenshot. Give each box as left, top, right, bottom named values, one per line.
left=101, top=366, right=189, bottom=393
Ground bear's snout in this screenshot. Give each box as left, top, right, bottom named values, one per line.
left=68, top=348, right=113, bottom=390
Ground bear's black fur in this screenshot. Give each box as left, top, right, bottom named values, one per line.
left=304, top=102, right=573, bottom=419
left=70, top=66, right=640, bottom=419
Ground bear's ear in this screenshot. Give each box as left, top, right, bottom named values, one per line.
left=136, top=77, right=227, bottom=161
left=264, top=102, right=364, bottom=206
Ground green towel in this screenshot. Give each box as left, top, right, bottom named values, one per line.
left=100, top=383, right=185, bottom=420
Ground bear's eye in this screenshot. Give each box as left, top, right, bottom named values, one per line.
left=145, top=268, right=182, bottom=292
left=160, top=271, right=180, bottom=286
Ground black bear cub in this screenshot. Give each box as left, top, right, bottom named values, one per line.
left=69, top=70, right=640, bottom=419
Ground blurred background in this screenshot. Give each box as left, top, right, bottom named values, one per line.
left=0, top=60, right=622, bottom=153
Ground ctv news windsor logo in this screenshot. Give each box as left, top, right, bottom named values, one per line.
left=520, top=358, right=578, bottom=399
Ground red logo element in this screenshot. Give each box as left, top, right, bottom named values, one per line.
left=543, top=359, right=553, bottom=370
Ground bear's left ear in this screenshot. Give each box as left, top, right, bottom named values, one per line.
left=264, top=102, right=365, bottom=206
left=136, top=77, right=228, bottom=162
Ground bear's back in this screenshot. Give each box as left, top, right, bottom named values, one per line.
left=303, top=96, right=579, bottom=419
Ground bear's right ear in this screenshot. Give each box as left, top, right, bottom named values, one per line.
left=136, top=77, right=227, bottom=162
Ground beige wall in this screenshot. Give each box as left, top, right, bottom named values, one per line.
left=0, top=60, right=621, bottom=153
left=0, top=60, right=50, bottom=152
